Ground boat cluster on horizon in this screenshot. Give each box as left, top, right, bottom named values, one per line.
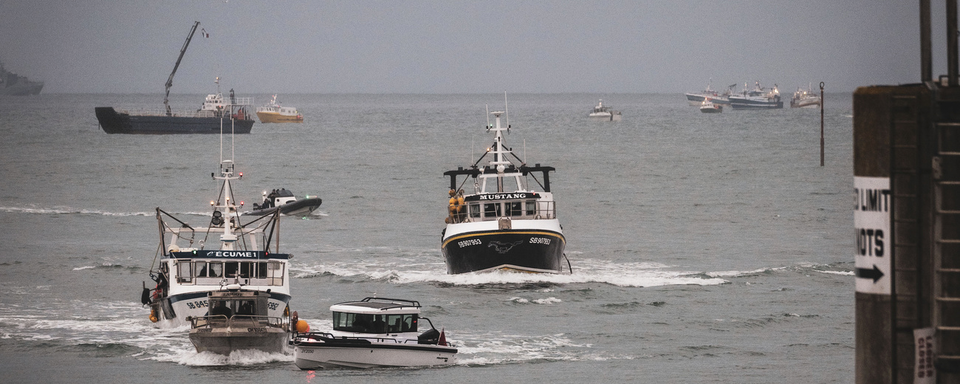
left=685, top=80, right=822, bottom=113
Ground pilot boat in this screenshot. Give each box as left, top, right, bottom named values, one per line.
left=139, top=115, right=292, bottom=329
left=441, top=105, right=570, bottom=274
left=255, top=94, right=303, bottom=123
left=187, top=289, right=289, bottom=354
left=291, top=297, right=457, bottom=369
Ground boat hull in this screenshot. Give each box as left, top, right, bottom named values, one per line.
left=248, top=197, right=322, bottom=217
left=441, top=227, right=566, bottom=274
left=294, top=341, right=457, bottom=369
left=95, top=107, right=255, bottom=134
left=729, top=97, right=783, bottom=109
left=256, top=111, right=302, bottom=123
left=0, top=82, right=43, bottom=96
left=189, top=326, right=287, bottom=355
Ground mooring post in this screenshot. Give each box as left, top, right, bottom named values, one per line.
left=820, top=81, right=825, bottom=167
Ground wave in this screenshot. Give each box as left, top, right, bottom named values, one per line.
left=294, top=258, right=728, bottom=288
left=0, top=205, right=156, bottom=217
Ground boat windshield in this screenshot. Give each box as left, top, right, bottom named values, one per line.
left=332, top=311, right=418, bottom=334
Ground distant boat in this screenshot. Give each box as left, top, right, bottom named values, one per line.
left=790, top=84, right=821, bottom=108
left=248, top=188, right=322, bottom=217
left=685, top=81, right=733, bottom=105
left=588, top=99, right=622, bottom=121
left=96, top=87, right=255, bottom=134
left=729, top=81, right=783, bottom=109
left=256, top=95, right=303, bottom=123
left=94, top=21, right=257, bottom=134
left=0, top=61, right=43, bottom=96
left=699, top=98, right=723, bottom=113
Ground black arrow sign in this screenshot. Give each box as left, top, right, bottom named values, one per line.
left=856, top=265, right=885, bottom=283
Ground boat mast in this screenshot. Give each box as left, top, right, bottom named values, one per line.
left=488, top=111, right=510, bottom=193
left=164, top=21, right=200, bottom=116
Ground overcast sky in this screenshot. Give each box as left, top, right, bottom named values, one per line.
left=0, top=1, right=956, bottom=94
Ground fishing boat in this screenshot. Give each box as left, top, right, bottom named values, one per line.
left=728, top=81, right=783, bottom=109
left=291, top=297, right=457, bottom=369
left=95, top=22, right=257, bottom=134
left=256, top=95, right=303, bottom=123
left=248, top=188, right=322, bottom=217
left=790, top=84, right=822, bottom=108
left=685, top=81, right=734, bottom=105
left=588, top=99, right=622, bottom=121
left=139, top=115, right=292, bottom=329
left=187, top=289, right=289, bottom=354
left=699, top=98, right=723, bottom=113
left=441, top=104, right=570, bottom=274
left=0, top=61, right=43, bottom=96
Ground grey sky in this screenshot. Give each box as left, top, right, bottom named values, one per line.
left=1, top=1, right=956, bottom=94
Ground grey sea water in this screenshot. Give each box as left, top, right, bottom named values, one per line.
left=0, top=93, right=854, bottom=383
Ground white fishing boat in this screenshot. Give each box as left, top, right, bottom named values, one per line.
left=441, top=102, right=570, bottom=274
left=255, top=94, right=303, bottom=123
left=699, top=98, right=723, bottom=113
left=728, top=81, right=783, bottom=109
left=292, top=297, right=457, bottom=369
left=139, top=117, right=293, bottom=329
left=685, top=81, right=734, bottom=105
left=790, top=84, right=821, bottom=108
left=248, top=188, right=322, bottom=217
left=588, top=99, right=622, bottom=121
left=187, top=289, right=289, bottom=354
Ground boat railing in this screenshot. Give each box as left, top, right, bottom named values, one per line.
left=449, top=199, right=556, bottom=224
left=295, top=332, right=421, bottom=345
left=189, top=314, right=285, bottom=329
left=115, top=107, right=251, bottom=119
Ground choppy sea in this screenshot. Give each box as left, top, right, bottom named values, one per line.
left=0, top=93, right=855, bottom=383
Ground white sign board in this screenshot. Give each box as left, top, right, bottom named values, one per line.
left=854, top=176, right=891, bottom=294
left=914, top=327, right=936, bottom=384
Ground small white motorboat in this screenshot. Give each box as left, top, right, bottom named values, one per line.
left=699, top=98, right=723, bottom=113
left=292, top=297, right=457, bottom=369
left=588, top=99, right=622, bottom=121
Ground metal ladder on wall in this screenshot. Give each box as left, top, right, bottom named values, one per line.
left=890, top=94, right=924, bottom=381
left=933, top=91, right=960, bottom=374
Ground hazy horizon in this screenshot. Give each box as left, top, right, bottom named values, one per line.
left=2, top=1, right=957, bottom=95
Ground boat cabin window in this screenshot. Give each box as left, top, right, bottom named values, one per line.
left=525, top=200, right=536, bottom=216
left=333, top=312, right=418, bottom=334
left=508, top=201, right=522, bottom=216
left=484, top=203, right=501, bottom=217
left=179, top=260, right=282, bottom=286
left=177, top=261, right=194, bottom=283
left=469, top=203, right=481, bottom=218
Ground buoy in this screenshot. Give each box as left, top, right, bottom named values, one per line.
left=149, top=309, right=159, bottom=323
left=296, top=319, right=310, bottom=333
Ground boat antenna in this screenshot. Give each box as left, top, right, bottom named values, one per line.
left=504, top=92, right=510, bottom=133
left=485, top=104, right=491, bottom=131
left=164, top=21, right=200, bottom=116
